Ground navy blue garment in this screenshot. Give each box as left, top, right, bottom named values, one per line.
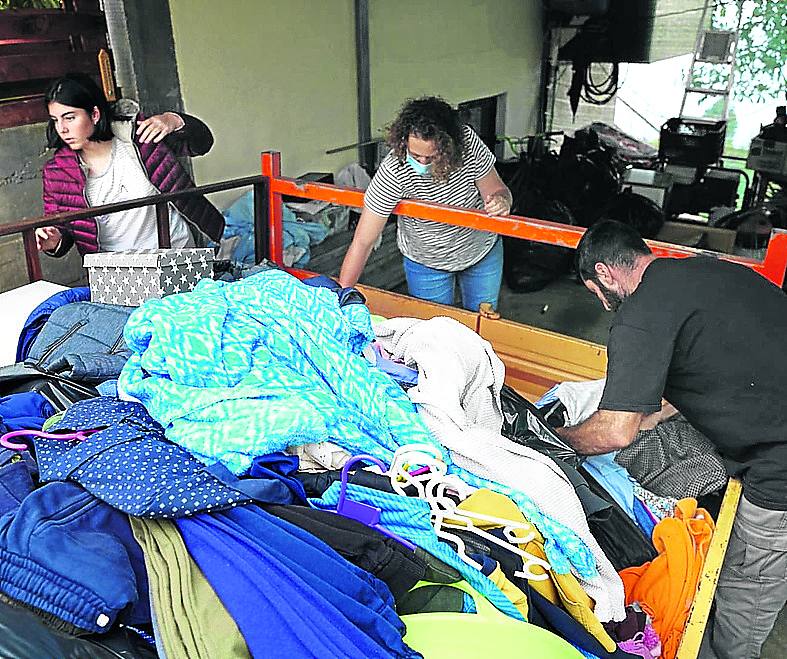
left=265, top=503, right=426, bottom=602
left=38, top=397, right=301, bottom=518
left=302, top=274, right=366, bottom=307
left=176, top=505, right=420, bottom=659
left=527, top=587, right=639, bottom=659
left=246, top=452, right=307, bottom=503
left=16, top=287, right=90, bottom=362
left=0, top=391, right=54, bottom=433
left=469, top=527, right=638, bottom=658
left=632, top=497, right=656, bottom=538
left=0, top=448, right=36, bottom=517
left=0, top=481, right=149, bottom=634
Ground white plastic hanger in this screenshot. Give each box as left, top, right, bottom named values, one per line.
left=388, top=444, right=552, bottom=581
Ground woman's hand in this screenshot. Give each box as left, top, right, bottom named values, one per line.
left=136, top=112, right=185, bottom=144
left=476, top=169, right=512, bottom=216
left=484, top=192, right=511, bottom=216
left=35, top=226, right=63, bottom=252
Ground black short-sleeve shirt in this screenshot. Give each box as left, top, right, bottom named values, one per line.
left=599, top=257, right=787, bottom=509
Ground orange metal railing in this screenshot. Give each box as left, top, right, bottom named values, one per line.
left=260, top=150, right=787, bottom=288
left=3, top=151, right=787, bottom=289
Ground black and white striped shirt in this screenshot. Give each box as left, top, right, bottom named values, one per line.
left=364, top=125, right=497, bottom=271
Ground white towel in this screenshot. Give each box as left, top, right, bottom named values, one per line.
left=555, top=378, right=607, bottom=426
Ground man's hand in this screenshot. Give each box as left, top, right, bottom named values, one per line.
left=484, top=192, right=511, bottom=216
left=639, top=401, right=678, bottom=431
left=35, top=226, right=62, bottom=252
left=136, top=113, right=185, bottom=144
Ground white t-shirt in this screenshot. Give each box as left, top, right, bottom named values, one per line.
left=363, top=125, right=497, bottom=271
left=84, top=138, right=194, bottom=252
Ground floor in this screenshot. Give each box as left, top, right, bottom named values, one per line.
left=496, top=274, right=612, bottom=345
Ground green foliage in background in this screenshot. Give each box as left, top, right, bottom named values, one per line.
left=708, top=0, right=786, bottom=103
left=0, top=0, right=62, bottom=9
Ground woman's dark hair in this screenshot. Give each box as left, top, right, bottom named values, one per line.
left=44, top=73, right=114, bottom=149
left=387, top=96, right=463, bottom=181
left=575, top=220, right=652, bottom=284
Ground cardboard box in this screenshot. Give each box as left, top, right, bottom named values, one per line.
left=656, top=221, right=736, bottom=254
left=83, top=248, right=214, bottom=306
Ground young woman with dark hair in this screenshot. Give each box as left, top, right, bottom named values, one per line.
left=38, top=72, right=224, bottom=256
left=339, top=96, right=512, bottom=311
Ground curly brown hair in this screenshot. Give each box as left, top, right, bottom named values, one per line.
left=387, top=96, right=463, bottom=182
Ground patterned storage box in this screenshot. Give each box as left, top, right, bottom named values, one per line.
left=83, top=248, right=214, bottom=306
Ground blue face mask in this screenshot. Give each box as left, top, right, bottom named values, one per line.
left=406, top=153, right=432, bottom=176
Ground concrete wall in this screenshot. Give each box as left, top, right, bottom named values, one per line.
left=0, top=124, right=84, bottom=293
left=368, top=0, right=544, bottom=157
left=168, top=0, right=359, bottom=196
left=167, top=0, right=544, bottom=189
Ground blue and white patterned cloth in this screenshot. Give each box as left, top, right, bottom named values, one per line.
left=311, top=481, right=524, bottom=621
left=119, top=271, right=441, bottom=475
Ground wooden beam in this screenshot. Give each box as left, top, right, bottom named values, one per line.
left=0, top=10, right=104, bottom=41
left=0, top=51, right=99, bottom=85
left=0, top=97, right=47, bottom=129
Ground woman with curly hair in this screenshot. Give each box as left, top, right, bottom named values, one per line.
left=339, top=96, right=512, bottom=311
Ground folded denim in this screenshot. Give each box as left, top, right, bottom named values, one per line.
left=0, top=481, right=147, bottom=634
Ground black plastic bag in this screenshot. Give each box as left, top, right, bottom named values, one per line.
left=499, top=385, right=581, bottom=467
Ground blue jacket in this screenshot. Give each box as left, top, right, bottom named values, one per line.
left=16, top=287, right=90, bottom=363
left=16, top=301, right=132, bottom=383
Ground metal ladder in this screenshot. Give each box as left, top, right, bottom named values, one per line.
left=678, top=0, right=743, bottom=120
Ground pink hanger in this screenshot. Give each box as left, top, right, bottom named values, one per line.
left=0, top=428, right=99, bottom=451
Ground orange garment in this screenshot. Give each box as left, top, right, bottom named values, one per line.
left=619, top=498, right=715, bottom=659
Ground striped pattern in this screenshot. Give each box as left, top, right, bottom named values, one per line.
left=364, top=125, right=497, bottom=271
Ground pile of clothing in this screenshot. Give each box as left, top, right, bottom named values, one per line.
left=0, top=270, right=721, bottom=658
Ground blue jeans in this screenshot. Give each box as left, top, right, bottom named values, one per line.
left=402, top=238, right=503, bottom=311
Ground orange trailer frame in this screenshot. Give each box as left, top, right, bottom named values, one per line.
left=260, top=150, right=787, bottom=287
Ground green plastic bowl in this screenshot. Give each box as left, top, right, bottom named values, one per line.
left=401, top=581, right=585, bottom=658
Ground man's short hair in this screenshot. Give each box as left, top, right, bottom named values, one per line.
left=575, top=220, right=652, bottom=283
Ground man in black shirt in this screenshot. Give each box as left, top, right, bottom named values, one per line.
left=558, top=220, right=787, bottom=659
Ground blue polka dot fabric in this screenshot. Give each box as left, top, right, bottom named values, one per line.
left=35, top=397, right=259, bottom=518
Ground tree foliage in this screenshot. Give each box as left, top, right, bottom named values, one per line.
left=709, top=0, right=786, bottom=103
left=0, top=1, right=62, bottom=9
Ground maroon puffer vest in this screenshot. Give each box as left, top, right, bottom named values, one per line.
left=42, top=127, right=224, bottom=255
